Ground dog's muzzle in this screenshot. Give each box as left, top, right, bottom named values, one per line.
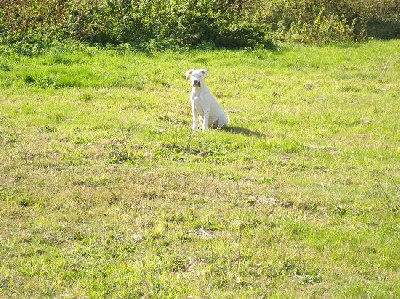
left=193, top=80, right=201, bottom=87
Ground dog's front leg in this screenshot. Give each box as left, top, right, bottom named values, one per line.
left=192, top=106, right=198, bottom=130
left=202, top=110, right=210, bottom=132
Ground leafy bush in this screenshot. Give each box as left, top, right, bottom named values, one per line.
left=0, top=0, right=272, bottom=50
left=276, top=7, right=360, bottom=44
left=0, top=0, right=399, bottom=51
left=262, top=0, right=400, bottom=44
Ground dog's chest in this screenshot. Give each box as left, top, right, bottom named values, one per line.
left=191, top=91, right=206, bottom=112
left=191, top=92, right=202, bottom=103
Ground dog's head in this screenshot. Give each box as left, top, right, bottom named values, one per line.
left=186, top=69, right=208, bottom=88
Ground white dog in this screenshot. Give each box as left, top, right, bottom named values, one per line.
left=186, top=69, right=229, bottom=132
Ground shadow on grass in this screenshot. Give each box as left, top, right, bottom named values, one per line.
left=222, top=126, right=265, bottom=138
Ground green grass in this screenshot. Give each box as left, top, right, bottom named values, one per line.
left=1, top=40, right=399, bottom=298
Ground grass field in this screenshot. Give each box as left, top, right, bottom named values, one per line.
left=1, top=40, right=399, bottom=298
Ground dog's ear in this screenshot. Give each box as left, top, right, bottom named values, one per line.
left=200, top=69, right=209, bottom=77
left=185, top=69, right=194, bottom=79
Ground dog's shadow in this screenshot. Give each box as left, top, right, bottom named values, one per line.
left=221, top=126, right=265, bottom=138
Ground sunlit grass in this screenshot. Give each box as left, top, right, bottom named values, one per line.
left=1, top=40, right=399, bottom=298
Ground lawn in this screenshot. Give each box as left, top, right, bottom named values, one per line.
left=0, top=40, right=399, bottom=298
